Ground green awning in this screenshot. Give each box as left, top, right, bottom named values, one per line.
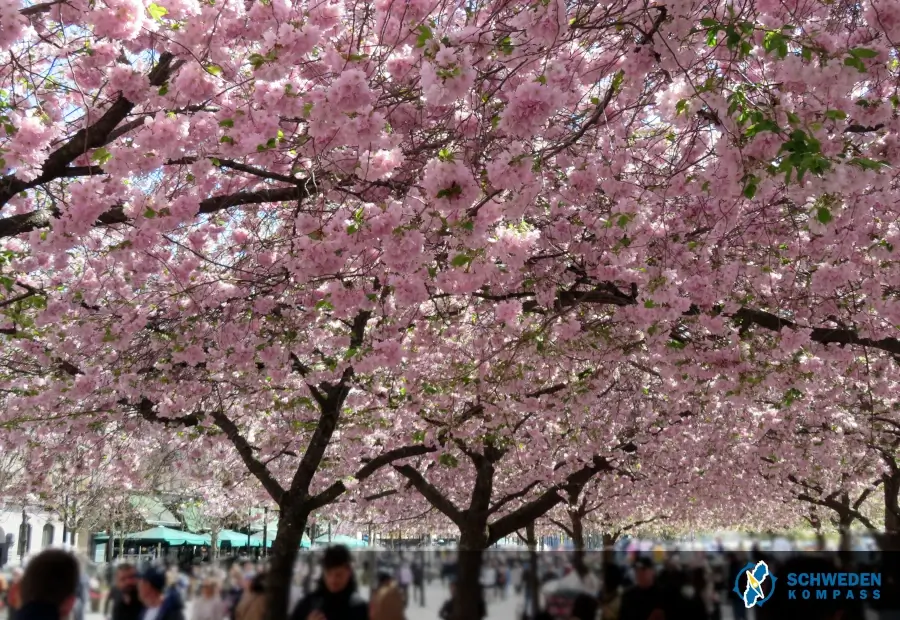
left=216, top=529, right=261, bottom=548
left=130, top=496, right=180, bottom=527
left=314, top=534, right=366, bottom=548
left=248, top=532, right=310, bottom=548
left=122, top=526, right=210, bottom=546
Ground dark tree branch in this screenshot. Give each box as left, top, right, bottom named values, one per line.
left=309, top=444, right=435, bottom=510
left=20, top=0, right=64, bottom=16
left=487, top=456, right=613, bottom=544
left=0, top=53, right=176, bottom=208
left=0, top=185, right=312, bottom=239
left=393, top=463, right=464, bottom=525
left=209, top=410, right=287, bottom=503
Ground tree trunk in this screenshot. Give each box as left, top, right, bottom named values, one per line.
left=452, top=526, right=488, bottom=620
left=210, top=528, right=219, bottom=562
left=882, top=473, right=900, bottom=552
left=569, top=510, right=587, bottom=577
left=265, top=504, right=308, bottom=620
left=837, top=516, right=853, bottom=568
left=602, top=532, right=619, bottom=590
left=526, top=522, right=540, bottom=620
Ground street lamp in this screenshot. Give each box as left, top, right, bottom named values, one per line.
left=262, top=507, right=268, bottom=558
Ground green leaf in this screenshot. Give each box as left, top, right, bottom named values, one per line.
left=158, top=84, right=169, bottom=96
left=90, top=147, right=112, bottom=165
left=315, top=299, right=334, bottom=311
left=248, top=53, right=267, bottom=70
left=436, top=183, right=463, bottom=200
left=415, top=24, right=433, bottom=48
left=438, top=148, right=454, bottom=162
left=762, top=31, right=788, bottom=58
left=346, top=224, right=359, bottom=234
left=611, top=70, right=625, bottom=94
left=144, top=207, right=157, bottom=219
left=218, top=119, right=234, bottom=128
left=849, top=157, right=890, bottom=171
left=815, top=206, right=832, bottom=224
left=644, top=300, right=656, bottom=308
left=220, top=135, right=234, bottom=144
left=460, top=219, right=474, bottom=231
left=205, top=65, right=223, bottom=76
left=844, top=56, right=867, bottom=73
left=534, top=74, right=547, bottom=85
left=849, top=47, right=879, bottom=59
left=147, top=2, right=168, bottom=20
left=699, top=17, right=719, bottom=28
left=0, top=276, right=14, bottom=292
left=743, top=179, right=757, bottom=199
left=439, top=453, right=459, bottom=468
left=785, top=111, right=801, bottom=126
left=497, top=36, right=514, bottom=55
left=824, top=109, right=847, bottom=120
left=745, top=119, right=780, bottom=138
left=450, top=253, right=472, bottom=267
left=675, top=99, right=688, bottom=115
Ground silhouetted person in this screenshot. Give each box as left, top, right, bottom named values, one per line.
left=14, top=549, right=80, bottom=620
left=137, top=566, right=185, bottom=620
left=291, top=546, right=367, bottom=620
left=105, top=564, right=144, bottom=620
left=439, top=581, right=485, bottom=620
left=619, top=557, right=665, bottom=620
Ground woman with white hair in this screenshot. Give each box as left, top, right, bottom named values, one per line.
left=191, top=577, right=225, bottom=620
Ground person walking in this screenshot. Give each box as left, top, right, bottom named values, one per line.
left=370, top=571, right=405, bottom=620
left=411, top=561, right=425, bottom=608
left=224, top=566, right=245, bottom=620
left=190, top=578, right=225, bottom=620
left=618, top=557, right=666, bottom=620
left=439, top=580, right=486, bottom=620
left=291, top=546, right=367, bottom=620
left=137, top=567, right=185, bottom=620
left=13, top=550, right=81, bottom=620
left=480, top=562, right=497, bottom=602
left=104, top=564, right=144, bottom=620
left=234, top=575, right=266, bottom=620
left=396, top=560, right=412, bottom=608
left=6, top=567, right=23, bottom=614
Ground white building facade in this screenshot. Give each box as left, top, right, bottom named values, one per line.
left=0, top=504, right=74, bottom=568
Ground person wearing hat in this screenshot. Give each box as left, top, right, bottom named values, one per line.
left=618, top=557, right=665, bottom=620
left=291, top=546, right=367, bottom=620
left=137, top=567, right=185, bottom=620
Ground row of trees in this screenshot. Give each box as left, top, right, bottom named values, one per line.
left=2, top=0, right=900, bottom=617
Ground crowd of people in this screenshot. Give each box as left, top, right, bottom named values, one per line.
left=1, top=542, right=897, bottom=620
